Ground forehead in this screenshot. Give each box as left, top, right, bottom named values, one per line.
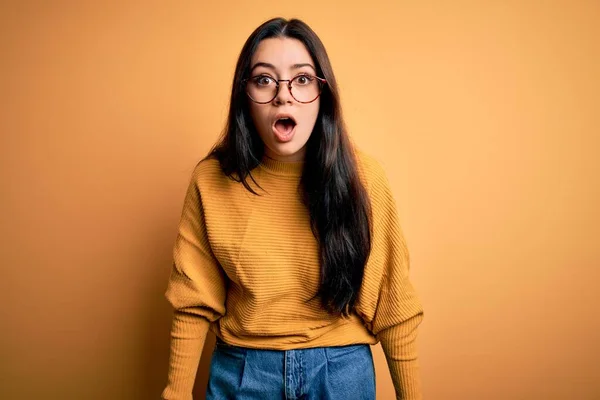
left=251, top=38, right=314, bottom=69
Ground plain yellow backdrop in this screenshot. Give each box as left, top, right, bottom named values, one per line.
left=1, top=1, right=599, bottom=399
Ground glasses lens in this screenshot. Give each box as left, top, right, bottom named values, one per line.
left=291, top=75, right=321, bottom=103
left=246, top=76, right=277, bottom=103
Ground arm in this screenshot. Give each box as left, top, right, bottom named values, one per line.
left=162, top=165, right=227, bottom=400
left=375, top=269, right=423, bottom=399
left=356, top=159, right=424, bottom=399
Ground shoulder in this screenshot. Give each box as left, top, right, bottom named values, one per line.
left=178, top=156, right=240, bottom=206
left=188, top=155, right=230, bottom=189
left=352, top=147, right=392, bottom=196
left=192, top=154, right=221, bottom=177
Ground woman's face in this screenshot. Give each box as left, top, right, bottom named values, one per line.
left=248, top=37, right=320, bottom=162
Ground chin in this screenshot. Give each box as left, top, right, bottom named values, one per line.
left=268, top=143, right=307, bottom=160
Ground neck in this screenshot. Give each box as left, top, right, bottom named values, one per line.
left=263, top=147, right=306, bottom=162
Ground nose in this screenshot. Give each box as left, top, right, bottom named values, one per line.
left=273, top=81, right=293, bottom=105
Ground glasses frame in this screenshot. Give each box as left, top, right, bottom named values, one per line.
left=242, top=74, right=328, bottom=104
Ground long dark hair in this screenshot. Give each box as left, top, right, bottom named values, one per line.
left=207, top=17, right=372, bottom=316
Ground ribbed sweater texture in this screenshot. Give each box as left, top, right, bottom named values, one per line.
left=162, top=149, right=424, bottom=399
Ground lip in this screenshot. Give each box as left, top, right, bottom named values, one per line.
left=272, top=113, right=297, bottom=143
left=272, top=112, right=297, bottom=126
left=272, top=124, right=296, bottom=142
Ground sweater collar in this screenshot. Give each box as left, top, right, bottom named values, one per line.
left=259, top=154, right=304, bottom=177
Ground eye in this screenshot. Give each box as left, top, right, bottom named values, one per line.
left=253, top=75, right=275, bottom=86
left=294, top=74, right=313, bottom=86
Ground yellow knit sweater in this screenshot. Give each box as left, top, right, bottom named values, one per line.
left=162, top=149, right=424, bottom=399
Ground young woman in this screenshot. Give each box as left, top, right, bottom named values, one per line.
left=162, top=17, right=424, bottom=400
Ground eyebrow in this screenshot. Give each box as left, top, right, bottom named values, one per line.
left=250, top=62, right=316, bottom=73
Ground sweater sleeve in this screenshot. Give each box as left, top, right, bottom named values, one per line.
left=356, top=158, right=424, bottom=400
left=161, top=165, right=227, bottom=400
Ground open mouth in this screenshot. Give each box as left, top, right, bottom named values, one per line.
left=274, top=117, right=297, bottom=137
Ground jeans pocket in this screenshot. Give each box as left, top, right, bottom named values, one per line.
left=207, top=342, right=248, bottom=398
left=324, top=345, right=375, bottom=399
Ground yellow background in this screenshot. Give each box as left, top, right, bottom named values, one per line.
left=2, top=1, right=599, bottom=399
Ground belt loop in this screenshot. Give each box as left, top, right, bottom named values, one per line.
left=284, top=350, right=289, bottom=399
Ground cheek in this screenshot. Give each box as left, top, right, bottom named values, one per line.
left=305, top=102, right=320, bottom=130
left=249, top=104, right=268, bottom=131
left=313, top=100, right=320, bottom=119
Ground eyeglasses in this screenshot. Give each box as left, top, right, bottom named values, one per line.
left=242, top=74, right=327, bottom=104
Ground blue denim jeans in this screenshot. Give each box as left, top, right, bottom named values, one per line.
left=206, top=338, right=376, bottom=400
